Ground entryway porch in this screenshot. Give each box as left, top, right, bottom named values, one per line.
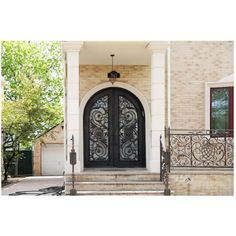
left=62, top=41, right=168, bottom=178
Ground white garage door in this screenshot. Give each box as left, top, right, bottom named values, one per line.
left=42, top=144, right=64, bottom=175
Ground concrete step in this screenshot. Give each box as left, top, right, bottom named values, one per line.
left=66, top=181, right=164, bottom=191
left=65, top=171, right=164, bottom=195
left=74, top=190, right=165, bottom=195
left=65, top=172, right=160, bottom=182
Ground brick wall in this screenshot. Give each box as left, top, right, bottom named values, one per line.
left=170, top=169, right=234, bottom=195
left=79, top=65, right=150, bottom=105
left=170, top=41, right=234, bottom=129
left=79, top=42, right=234, bottom=130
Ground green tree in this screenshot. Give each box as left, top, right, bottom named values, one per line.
left=1, top=41, right=63, bottom=181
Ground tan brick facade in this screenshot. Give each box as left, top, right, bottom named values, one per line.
left=78, top=42, right=234, bottom=130
left=79, top=65, right=150, bottom=106
left=170, top=41, right=234, bottom=129
left=170, top=169, right=234, bottom=195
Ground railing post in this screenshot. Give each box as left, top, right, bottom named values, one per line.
left=160, top=134, right=171, bottom=195
left=160, top=135, right=163, bottom=181
left=224, top=131, right=227, bottom=167
left=167, top=127, right=171, bottom=167
left=70, top=135, right=77, bottom=195
left=168, top=127, right=171, bottom=150
left=190, top=134, right=193, bottom=166
left=164, top=150, right=171, bottom=196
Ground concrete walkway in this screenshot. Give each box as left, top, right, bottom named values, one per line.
left=1, top=176, right=64, bottom=196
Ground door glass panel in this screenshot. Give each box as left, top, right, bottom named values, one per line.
left=89, top=96, right=109, bottom=161
left=211, top=88, right=229, bottom=130
left=119, top=96, right=138, bottom=161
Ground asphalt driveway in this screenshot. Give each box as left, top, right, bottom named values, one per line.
left=1, top=176, right=64, bottom=196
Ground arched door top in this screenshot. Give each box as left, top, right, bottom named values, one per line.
left=84, top=87, right=146, bottom=168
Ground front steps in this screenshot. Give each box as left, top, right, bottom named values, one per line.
left=65, top=170, right=165, bottom=195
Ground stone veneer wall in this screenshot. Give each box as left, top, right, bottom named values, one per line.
left=169, top=169, right=234, bottom=196
left=170, top=41, right=234, bottom=130
left=79, top=65, right=151, bottom=106
left=33, top=123, right=64, bottom=175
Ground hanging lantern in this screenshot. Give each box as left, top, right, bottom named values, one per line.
left=107, top=54, right=120, bottom=84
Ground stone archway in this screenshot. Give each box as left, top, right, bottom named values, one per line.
left=79, top=82, right=151, bottom=171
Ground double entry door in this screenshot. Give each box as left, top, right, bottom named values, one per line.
left=84, top=88, right=146, bottom=168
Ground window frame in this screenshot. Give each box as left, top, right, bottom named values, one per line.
left=205, top=78, right=234, bottom=135
left=210, top=86, right=234, bottom=136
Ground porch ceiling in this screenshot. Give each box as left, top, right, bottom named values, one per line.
left=79, top=41, right=151, bottom=65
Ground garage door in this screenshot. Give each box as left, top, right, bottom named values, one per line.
left=41, top=144, right=64, bottom=175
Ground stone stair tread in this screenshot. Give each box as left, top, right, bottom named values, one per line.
left=67, top=181, right=163, bottom=184
left=75, top=190, right=165, bottom=195
left=65, top=172, right=165, bottom=195
left=66, top=174, right=160, bottom=182
left=66, top=172, right=158, bottom=175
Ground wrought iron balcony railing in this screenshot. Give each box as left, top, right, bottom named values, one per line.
left=166, top=129, right=234, bottom=168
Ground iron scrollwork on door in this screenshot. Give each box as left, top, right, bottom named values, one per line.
left=84, top=88, right=146, bottom=168
left=89, top=96, right=109, bottom=161
left=119, top=96, right=138, bottom=161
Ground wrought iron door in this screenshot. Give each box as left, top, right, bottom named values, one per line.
left=84, top=88, right=146, bottom=168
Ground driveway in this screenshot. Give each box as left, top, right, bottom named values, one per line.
left=1, top=176, right=64, bottom=196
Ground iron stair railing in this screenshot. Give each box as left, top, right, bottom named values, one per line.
left=160, top=135, right=171, bottom=196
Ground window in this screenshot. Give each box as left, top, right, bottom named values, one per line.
left=210, top=87, right=234, bottom=134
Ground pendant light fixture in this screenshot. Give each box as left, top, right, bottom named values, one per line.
left=107, top=54, right=120, bottom=84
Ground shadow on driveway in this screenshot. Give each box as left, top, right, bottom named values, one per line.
left=1, top=176, right=64, bottom=196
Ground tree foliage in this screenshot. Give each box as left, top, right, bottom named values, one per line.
left=1, top=41, right=63, bottom=180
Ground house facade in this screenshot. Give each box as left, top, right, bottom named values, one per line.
left=60, top=41, right=233, bottom=195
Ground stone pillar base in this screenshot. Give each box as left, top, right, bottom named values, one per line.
left=149, top=160, right=160, bottom=173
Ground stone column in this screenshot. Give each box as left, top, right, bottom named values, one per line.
left=62, top=41, right=83, bottom=175
left=148, top=42, right=168, bottom=172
